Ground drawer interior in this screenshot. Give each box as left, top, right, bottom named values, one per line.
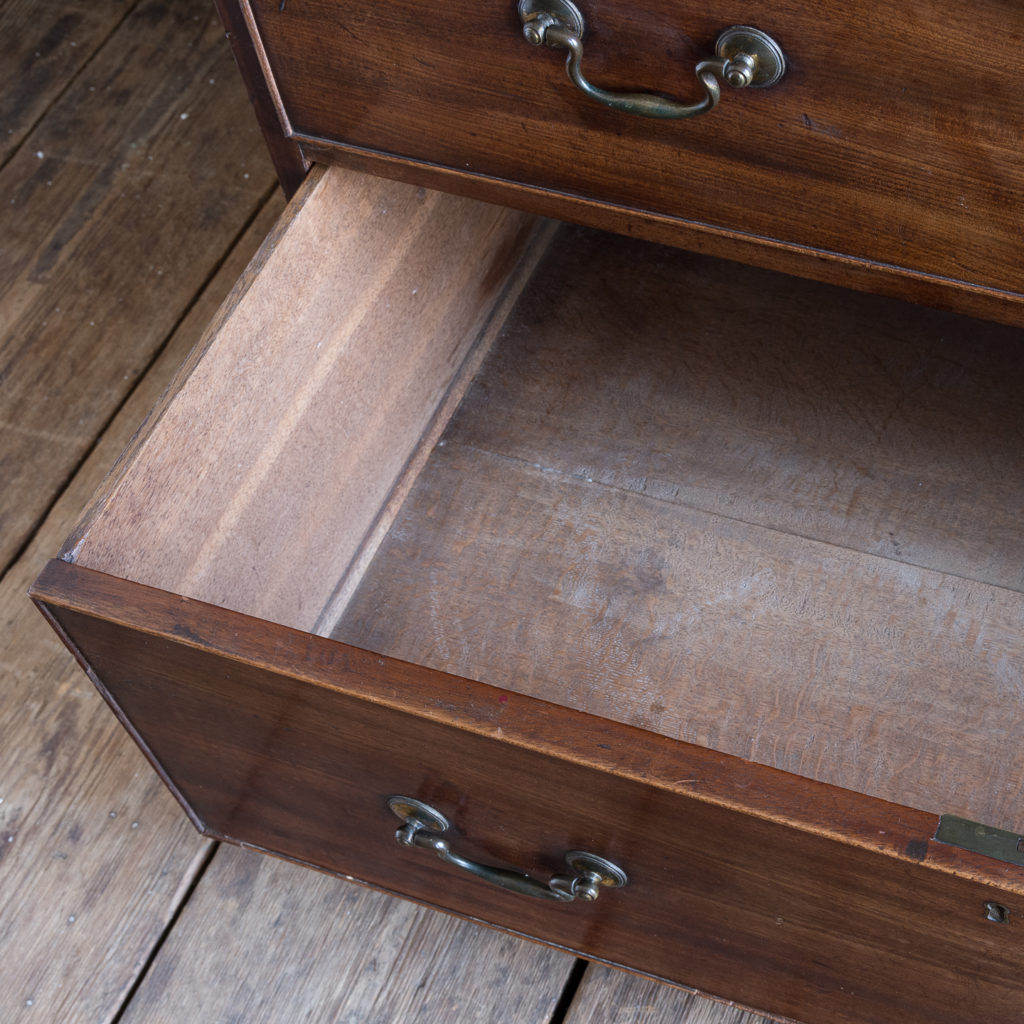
left=67, top=165, right=1024, bottom=836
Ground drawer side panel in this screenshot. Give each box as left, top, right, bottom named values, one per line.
left=63, top=166, right=548, bottom=634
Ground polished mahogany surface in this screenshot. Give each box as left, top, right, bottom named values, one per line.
left=243, top=0, right=1024, bottom=318
left=33, top=560, right=1024, bottom=1024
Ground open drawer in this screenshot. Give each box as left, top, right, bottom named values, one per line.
left=32, top=165, right=1024, bottom=1024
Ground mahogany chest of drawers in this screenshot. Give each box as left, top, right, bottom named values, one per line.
left=33, top=1, right=1024, bottom=1021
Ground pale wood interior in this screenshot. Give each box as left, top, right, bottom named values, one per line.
left=69, top=168, right=1024, bottom=835
left=66, top=165, right=551, bottom=631
left=334, top=225, right=1024, bottom=834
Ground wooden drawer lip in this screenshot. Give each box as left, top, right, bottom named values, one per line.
left=30, top=557, right=1024, bottom=896
left=31, top=558, right=1024, bottom=1024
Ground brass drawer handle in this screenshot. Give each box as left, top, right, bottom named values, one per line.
left=388, top=796, right=628, bottom=902
left=519, top=0, right=785, bottom=119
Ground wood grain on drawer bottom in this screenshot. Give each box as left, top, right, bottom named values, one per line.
left=331, top=222, right=1024, bottom=839
left=33, top=559, right=1024, bottom=1024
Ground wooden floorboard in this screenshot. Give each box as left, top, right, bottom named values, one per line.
left=0, top=1, right=791, bottom=1020
left=0, top=169, right=284, bottom=1024
left=565, top=965, right=774, bottom=1024
left=0, top=0, right=275, bottom=1016
left=0, top=0, right=273, bottom=573
left=0, top=0, right=136, bottom=166
left=116, top=844, right=576, bottom=1024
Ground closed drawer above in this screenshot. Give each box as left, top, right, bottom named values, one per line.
left=234, top=0, right=1024, bottom=321
left=33, top=165, right=1024, bottom=1024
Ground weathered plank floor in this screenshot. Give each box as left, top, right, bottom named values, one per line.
left=0, top=1, right=776, bottom=1020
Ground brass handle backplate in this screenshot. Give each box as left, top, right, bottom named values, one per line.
left=519, top=0, right=785, bottom=119
left=387, top=796, right=628, bottom=903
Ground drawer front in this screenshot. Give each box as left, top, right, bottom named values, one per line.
left=35, top=560, right=1024, bottom=1024
left=242, top=0, right=1024, bottom=304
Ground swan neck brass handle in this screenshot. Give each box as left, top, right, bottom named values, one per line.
left=388, top=796, right=628, bottom=903
left=519, top=0, right=785, bottom=120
